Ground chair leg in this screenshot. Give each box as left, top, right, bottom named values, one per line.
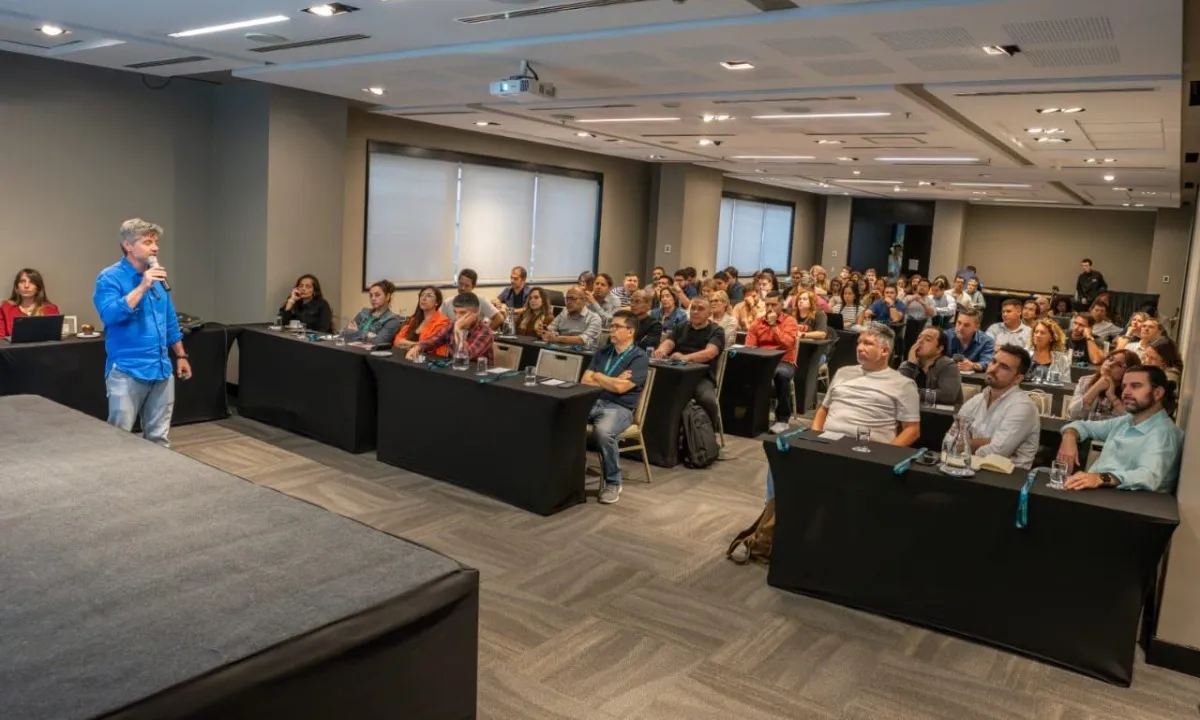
left=639, top=438, right=653, bottom=484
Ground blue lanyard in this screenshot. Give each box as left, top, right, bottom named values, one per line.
left=1016, top=470, right=1038, bottom=529
left=604, top=347, right=633, bottom=376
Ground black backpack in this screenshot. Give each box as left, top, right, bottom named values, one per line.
left=679, top=400, right=719, bottom=468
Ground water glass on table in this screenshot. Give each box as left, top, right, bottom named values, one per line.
left=524, top=366, right=537, bottom=386
left=1049, top=460, right=1069, bottom=490
left=476, top=358, right=489, bottom=376
left=334, top=333, right=346, bottom=347
left=922, top=388, right=937, bottom=408
left=1046, top=370, right=1062, bottom=385
left=852, top=426, right=871, bottom=453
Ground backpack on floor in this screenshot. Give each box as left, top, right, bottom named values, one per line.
left=726, top=499, right=776, bottom=565
left=678, top=400, right=719, bottom=469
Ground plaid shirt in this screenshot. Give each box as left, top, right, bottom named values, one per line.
left=419, top=319, right=494, bottom=362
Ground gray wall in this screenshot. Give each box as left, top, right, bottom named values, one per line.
left=1147, top=208, right=1193, bottom=322
left=0, top=51, right=216, bottom=324
left=820, top=196, right=852, bottom=271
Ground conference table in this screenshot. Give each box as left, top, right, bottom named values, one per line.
left=765, top=432, right=1177, bottom=686
left=368, top=354, right=601, bottom=515
left=495, top=335, right=708, bottom=467
left=719, top=347, right=783, bottom=437
left=0, top=324, right=235, bottom=426
left=961, top=373, right=1075, bottom=416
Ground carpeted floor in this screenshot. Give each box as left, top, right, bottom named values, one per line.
left=173, top=413, right=1200, bottom=720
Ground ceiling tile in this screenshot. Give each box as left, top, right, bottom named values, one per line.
left=805, top=58, right=894, bottom=77
left=873, top=27, right=976, bottom=52
left=759, top=35, right=862, bottom=57
left=1023, top=46, right=1121, bottom=69
left=1003, top=17, right=1114, bottom=45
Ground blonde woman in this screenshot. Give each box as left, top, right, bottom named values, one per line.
left=1028, top=318, right=1070, bottom=381
left=809, top=265, right=829, bottom=295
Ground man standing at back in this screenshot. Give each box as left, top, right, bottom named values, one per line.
left=93, top=219, right=192, bottom=447
left=1076, top=258, right=1107, bottom=308
left=951, top=344, right=1040, bottom=469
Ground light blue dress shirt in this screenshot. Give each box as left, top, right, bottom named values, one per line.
left=1063, top=410, right=1183, bottom=493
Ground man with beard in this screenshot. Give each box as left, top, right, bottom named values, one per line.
left=1067, top=313, right=1106, bottom=365
left=949, top=344, right=1040, bottom=469
left=1058, top=365, right=1183, bottom=493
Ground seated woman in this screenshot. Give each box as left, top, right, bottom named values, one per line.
left=791, top=290, right=828, bottom=340
left=515, top=287, right=554, bottom=337
left=1114, top=311, right=1148, bottom=352
left=1142, top=336, right=1184, bottom=388
left=708, top=290, right=738, bottom=348
left=343, top=280, right=401, bottom=346
left=829, top=283, right=863, bottom=329
left=0, top=269, right=60, bottom=337
left=650, top=286, right=687, bottom=337
left=280, top=274, right=333, bottom=332
left=1068, top=349, right=1138, bottom=420
left=393, top=286, right=451, bottom=355
left=1028, top=318, right=1071, bottom=381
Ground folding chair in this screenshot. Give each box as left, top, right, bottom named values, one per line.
left=536, top=349, right=584, bottom=382
left=586, top=367, right=658, bottom=483
left=492, top=342, right=522, bottom=371
left=714, top=351, right=729, bottom=445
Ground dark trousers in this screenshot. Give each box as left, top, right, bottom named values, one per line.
left=694, top=377, right=720, bottom=427
left=773, top=362, right=796, bottom=422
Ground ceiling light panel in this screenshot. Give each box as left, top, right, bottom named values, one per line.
left=577, top=117, right=681, bottom=123
left=168, top=15, right=289, bottom=37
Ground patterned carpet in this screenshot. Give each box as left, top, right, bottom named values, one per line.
left=172, top=414, right=1200, bottom=720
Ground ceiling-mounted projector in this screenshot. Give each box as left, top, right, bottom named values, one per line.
left=489, top=60, right=555, bottom=102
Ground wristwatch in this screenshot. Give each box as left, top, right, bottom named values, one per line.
left=1099, top=472, right=1119, bottom=488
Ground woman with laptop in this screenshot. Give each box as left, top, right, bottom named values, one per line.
left=0, top=269, right=60, bottom=338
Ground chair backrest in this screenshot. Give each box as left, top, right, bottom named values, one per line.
left=1028, top=390, right=1053, bottom=416
left=961, top=384, right=981, bottom=403
left=493, top=342, right=522, bottom=371
left=597, top=330, right=611, bottom=348
left=536, top=349, right=584, bottom=382
left=544, top=289, right=566, bottom=307
left=827, top=312, right=845, bottom=330
left=633, top=367, right=657, bottom=427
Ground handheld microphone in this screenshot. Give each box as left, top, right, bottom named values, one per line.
left=148, top=256, right=172, bottom=292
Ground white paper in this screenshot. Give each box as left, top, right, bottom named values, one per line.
left=486, top=367, right=509, bottom=375
left=818, top=431, right=845, bottom=440
left=540, top=378, right=565, bottom=386
left=729, top=344, right=746, bottom=349
left=934, top=404, right=957, bottom=411
left=908, top=259, right=919, bottom=270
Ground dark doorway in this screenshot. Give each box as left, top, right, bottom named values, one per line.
left=848, top=199, right=935, bottom=279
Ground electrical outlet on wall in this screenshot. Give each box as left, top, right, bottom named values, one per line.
left=831, top=250, right=838, bottom=257
left=1163, top=275, right=1170, bottom=283
left=664, top=244, right=672, bottom=254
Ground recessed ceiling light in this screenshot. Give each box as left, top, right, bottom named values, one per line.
left=842, top=192, right=850, bottom=195
left=647, top=154, right=663, bottom=160
left=1062, top=107, right=1085, bottom=113
left=991, top=198, right=1063, bottom=204
left=752, top=112, right=891, bottom=120
left=475, top=121, right=498, bottom=127
left=303, top=3, right=358, bottom=17
left=1135, top=203, right=1145, bottom=207
left=719, top=61, right=755, bottom=70
left=698, top=139, right=715, bottom=147
left=363, top=87, right=384, bottom=96
left=702, top=114, right=732, bottom=123
left=577, top=117, right=681, bottom=124
left=1026, top=128, right=1043, bottom=134
left=168, top=14, right=289, bottom=37
left=729, top=155, right=814, bottom=160
left=918, top=181, right=933, bottom=186
left=816, top=139, right=843, bottom=145
left=1123, top=203, right=1131, bottom=207
left=950, top=182, right=1031, bottom=188
left=874, top=157, right=981, bottom=163
left=852, top=170, right=862, bottom=175
left=1037, top=108, right=1061, bottom=114
left=981, top=44, right=1020, bottom=56
left=1103, top=174, right=1115, bottom=182
left=972, top=191, right=988, bottom=195
left=837, top=179, right=904, bottom=185
left=1084, top=158, right=1098, bottom=164
left=1142, top=191, right=1157, bottom=195
left=1035, top=137, right=1069, bottom=143
left=1103, top=158, right=1116, bottom=163
left=576, top=131, right=595, bottom=138
left=37, top=24, right=67, bottom=36
left=1112, top=187, right=1129, bottom=191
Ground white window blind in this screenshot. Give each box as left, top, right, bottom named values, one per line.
left=365, top=148, right=600, bottom=287
left=716, top=197, right=794, bottom=272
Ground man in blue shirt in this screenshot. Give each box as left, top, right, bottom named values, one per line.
left=1058, top=365, right=1182, bottom=493
left=944, top=306, right=995, bottom=372
left=863, top=284, right=906, bottom=325
left=493, top=265, right=531, bottom=311
left=583, top=309, right=649, bottom=505
left=93, top=219, right=192, bottom=447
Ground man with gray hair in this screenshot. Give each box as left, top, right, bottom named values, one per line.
left=811, top=322, right=921, bottom=446
left=92, top=218, right=191, bottom=447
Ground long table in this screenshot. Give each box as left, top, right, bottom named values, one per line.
left=0, top=395, right=479, bottom=720
left=237, top=328, right=377, bottom=453
left=495, top=335, right=707, bottom=467
left=369, top=355, right=601, bottom=515
left=765, top=433, right=1177, bottom=686
left=0, top=324, right=235, bottom=426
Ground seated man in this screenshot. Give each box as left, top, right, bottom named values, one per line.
left=585, top=272, right=622, bottom=323
left=944, top=307, right=995, bottom=373
left=986, top=298, right=1032, bottom=348
left=614, top=272, right=639, bottom=306
left=745, top=291, right=800, bottom=434
left=493, top=265, right=531, bottom=311
left=542, top=288, right=602, bottom=345
left=1021, top=299, right=1038, bottom=329
left=900, top=327, right=963, bottom=405
left=929, top=279, right=957, bottom=328
left=406, top=292, right=494, bottom=362
left=812, top=323, right=921, bottom=445
left=583, top=310, right=650, bottom=505
left=951, top=344, right=1040, bottom=469
left=442, top=268, right=500, bottom=330
left=653, top=296, right=724, bottom=426
left=1089, top=301, right=1121, bottom=343
left=903, top=279, right=936, bottom=325
left=1067, top=313, right=1106, bottom=365
left=1058, top=365, right=1182, bottom=493
left=859, top=283, right=905, bottom=325
left=628, top=289, right=662, bottom=350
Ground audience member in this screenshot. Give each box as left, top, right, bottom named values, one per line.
left=652, top=286, right=688, bottom=337
left=811, top=323, right=920, bottom=445
left=950, top=345, right=1040, bottom=469
left=899, top=327, right=963, bottom=405
left=860, top=283, right=906, bottom=325
left=407, top=292, right=494, bottom=362
left=493, top=266, right=531, bottom=310
left=746, top=291, right=800, bottom=434
left=1034, top=294, right=1052, bottom=320
left=543, top=288, right=602, bottom=345
left=583, top=310, right=650, bottom=505
left=280, top=274, right=333, bottom=332
left=645, top=266, right=666, bottom=292
left=1115, top=311, right=1148, bottom=352
left=614, top=272, right=639, bottom=306
left=653, top=297, right=724, bottom=426
left=930, top=279, right=957, bottom=327
left=949, top=275, right=974, bottom=311
left=864, top=268, right=878, bottom=288
left=1028, top=318, right=1070, bottom=380
left=828, top=278, right=844, bottom=303
left=966, top=277, right=986, bottom=310
left=1143, top=336, right=1183, bottom=388
left=1126, top=317, right=1164, bottom=359
left=1021, top=299, right=1038, bottom=329
left=674, top=269, right=698, bottom=300
left=1068, top=348, right=1138, bottom=420
left=887, top=244, right=903, bottom=278
left=732, top=285, right=764, bottom=330
left=810, top=265, right=829, bottom=294
left=724, top=266, right=745, bottom=302
left=792, top=290, right=829, bottom=341
left=1058, top=366, right=1182, bottom=493
left=896, top=275, right=908, bottom=296
left=513, top=287, right=553, bottom=338
left=628, top=289, right=663, bottom=350
left=903, top=279, right=935, bottom=325
left=709, top=290, right=739, bottom=348
left=442, top=268, right=500, bottom=329
left=0, top=268, right=60, bottom=338
left=343, top=280, right=401, bottom=346
left=955, top=265, right=980, bottom=288
left=944, top=307, right=995, bottom=372
left=830, top=284, right=864, bottom=328
left=1067, top=314, right=1106, bottom=365
left=1075, top=257, right=1108, bottom=307
left=711, top=270, right=731, bottom=295
left=585, top=272, right=622, bottom=322
left=986, top=298, right=1032, bottom=348
left=395, top=286, right=451, bottom=353
left=1088, top=301, right=1121, bottom=343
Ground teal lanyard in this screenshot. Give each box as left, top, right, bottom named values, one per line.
left=360, top=314, right=379, bottom=333
left=604, top=347, right=632, bottom=376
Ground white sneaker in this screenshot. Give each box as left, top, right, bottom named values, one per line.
left=769, top=422, right=790, bottom=434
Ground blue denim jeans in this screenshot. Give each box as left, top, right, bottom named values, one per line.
left=588, top=398, right=634, bottom=487
left=106, top=367, right=175, bottom=447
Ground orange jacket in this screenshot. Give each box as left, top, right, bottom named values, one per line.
left=394, top=310, right=451, bottom=356
left=745, top=314, right=799, bottom=365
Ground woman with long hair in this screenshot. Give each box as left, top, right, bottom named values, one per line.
left=652, top=285, right=688, bottom=337
left=344, top=280, right=401, bottom=345
left=1068, top=349, right=1138, bottom=420
left=828, top=277, right=843, bottom=301
left=1028, top=318, right=1070, bottom=380
left=515, top=287, right=554, bottom=337
left=393, top=286, right=451, bottom=355
left=809, top=265, right=829, bottom=295
left=791, top=290, right=828, bottom=340
left=280, top=274, right=333, bottom=332
left=1115, top=311, right=1148, bottom=351
left=1143, top=336, right=1184, bottom=387
left=830, top=283, right=863, bottom=329
left=0, top=269, right=60, bottom=337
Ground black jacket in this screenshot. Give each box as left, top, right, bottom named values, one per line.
left=1076, top=270, right=1107, bottom=305
left=280, top=297, right=333, bottom=333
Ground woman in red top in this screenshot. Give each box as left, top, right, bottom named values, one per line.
left=0, top=269, right=60, bottom=337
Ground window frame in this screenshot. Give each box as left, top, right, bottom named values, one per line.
left=717, top=191, right=796, bottom=275
left=362, top=140, right=604, bottom=291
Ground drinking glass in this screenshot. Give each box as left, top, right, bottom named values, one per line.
left=414, top=350, right=426, bottom=364
left=1049, top=460, right=1069, bottom=490
left=852, top=426, right=871, bottom=453
left=476, top=358, right=489, bottom=376
left=334, top=334, right=346, bottom=347
left=453, top=347, right=469, bottom=371
left=273, top=314, right=282, bottom=329
left=922, top=389, right=937, bottom=408
left=1047, top=370, right=1062, bottom=385
left=524, top=366, right=537, bottom=386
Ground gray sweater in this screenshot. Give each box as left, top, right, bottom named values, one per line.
left=899, top=355, right=964, bottom=406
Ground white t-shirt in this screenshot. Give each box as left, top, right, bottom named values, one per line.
left=822, top=365, right=921, bottom=443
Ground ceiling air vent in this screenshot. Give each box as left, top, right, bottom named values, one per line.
left=249, top=34, right=369, bottom=53
left=711, top=95, right=858, bottom=105
left=457, top=0, right=655, bottom=25
left=126, top=56, right=209, bottom=69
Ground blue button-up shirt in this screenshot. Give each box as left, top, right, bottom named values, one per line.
left=944, top=329, right=995, bottom=366
left=93, top=257, right=182, bottom=382
left=1063, top=410, right=1183, bottom=493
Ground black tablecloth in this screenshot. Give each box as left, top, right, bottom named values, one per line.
left=826, top=329, right=860, bottom=380
left=369, top=356, right=601, bottom=515
left=0, top=324, right=234, bottom=426
left=963, top=374, right=1075, bottom=416
left=793, top=339, right=835, bottom=415
left=496, top=335, right=707, bottom=467
left=765, top=436, right=1178, bottom=685
left=237, top=328, right=377, bottom=453
left=719, top=348, right=782, bottom=438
